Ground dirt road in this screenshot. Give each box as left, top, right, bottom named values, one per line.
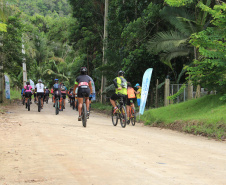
left=0, top=101, right=226, bottom=185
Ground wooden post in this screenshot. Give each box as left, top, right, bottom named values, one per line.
left=187, top=80, right=193, bottom=100
left=155, top=79, right=158, bottom=108
left=164, top=78, right=170, bottom=106
left=101, top=0, right=108, bottom=103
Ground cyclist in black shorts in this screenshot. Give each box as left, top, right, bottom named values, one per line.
left=60, top=82, right=67, bottom=109
left=73, top=67, right=93, bottom=121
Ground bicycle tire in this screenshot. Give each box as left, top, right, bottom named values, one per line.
left=72, top=100, right=75, bottom=110
left=82, top=103, right=87, bottom=127
left=120, top=106, right=127, bottom=128
left=27, top=98, right=30, bottom=111
left=22, top=97, right=25, bottom=105
left=38, top=97, right=41, bottom=112
left=61, top=99, right=64, bottom=111
left=46, top=97, right=48, bottom=104
left=130, top=107, right=136, bottom=126
left=112, top=107, right=118, bottom=126
left=55, top=99, right=59, bottom=115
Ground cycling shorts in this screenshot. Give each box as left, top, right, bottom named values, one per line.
left=77, top=87, right=90, bottom=98
left=111, top=93, right=127, bottom=105
left=25, top=92, right=32, bottom=98
left=54, top=90, right=61, bottom=99
left=61, top=93, right=66, bottom=99
left=126, top=98, right=136, bottom=106
left=37, top=92, right=44, bottom=98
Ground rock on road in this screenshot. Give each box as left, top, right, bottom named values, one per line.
left=0, top=101, right=226, bottom=185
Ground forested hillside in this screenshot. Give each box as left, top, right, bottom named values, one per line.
left=0, top=0, right=225, bottom=105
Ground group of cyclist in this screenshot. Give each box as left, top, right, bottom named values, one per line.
left=21, top=67, right=141, bottom=124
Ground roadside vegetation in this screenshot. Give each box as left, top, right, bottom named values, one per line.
left=141, top=95, right=226, bottom=140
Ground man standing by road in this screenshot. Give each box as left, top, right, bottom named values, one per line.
left=135, top=83, right=142, bottom=112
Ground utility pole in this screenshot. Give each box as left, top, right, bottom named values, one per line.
left=101, top=0, right=108, bottom=103
left=22, top=43, right=27, bottom=86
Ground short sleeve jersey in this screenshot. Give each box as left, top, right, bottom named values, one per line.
left=136, top=88, right=142, bottom=99
left=75, top=75, right=91, bottom=85
left=24, top=85, right=32, bottom=92
left=36, top=83, right=44, bottom=93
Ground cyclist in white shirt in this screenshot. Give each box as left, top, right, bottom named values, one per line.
left=35, top=79, right=45, bottom=108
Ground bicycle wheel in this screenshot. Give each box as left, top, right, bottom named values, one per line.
left=38, top=97, right=41, bottom=112
left=46, top=97, right=48, bottom=104
left=61, top=99, right=64, bottom=111
left=27, top=98, right=30, bottom=111
left=82, top=103, right=87, bottom=127
left=112, top=107, right=118, bottom=126
left=55, top=99, right=59, bottom=115
left=120, top=106, right=127, bottom=128
left=22, top=97, right=25, bottom=105
left=130, top=107, right=136, bottom=126
left=72, top=100, right=75, bottom=110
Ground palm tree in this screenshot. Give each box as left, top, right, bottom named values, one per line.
left=147, top=1, right=212, bottom=81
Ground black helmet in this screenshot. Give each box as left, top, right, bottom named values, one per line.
left=118, top=70, right=125, bottom=76
left=26, top=81, right=30, bottom=85
left=80, top=67, right=87, bottom=75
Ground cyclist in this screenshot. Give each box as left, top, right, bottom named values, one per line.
left=21, top=86, right=25, bottom=103
left=73, top=67, right=93, bottom=121
left=44, top=87, right=50, bottom=102
left=23, top=81, right=33, bottom=108
left=60, top=82, right=67, bottom=109
left=34, top=85, right=37, bottom=103
left=110, top=70, right=128, bottom=114
left=53, top=79, right=61, bottom=107
left=126, top=82, right=136, bottom=123
left=35, top=79, right=45, bottom=109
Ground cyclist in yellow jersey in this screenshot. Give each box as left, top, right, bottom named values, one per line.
left=134, top=83, right=142, bottom=111
left=110, top=70, right=127, bottom=114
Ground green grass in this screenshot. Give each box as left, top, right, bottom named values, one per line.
left=10, top=89, right=22, bottom=100
left=91, top=102, right=112, bottom=112
left=141, top=95, right=226, bottom=139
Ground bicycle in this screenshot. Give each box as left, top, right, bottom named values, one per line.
left=45, top=95, right=49, bottom=104
left=38, top=95, right=41, bottom=112
left=112, top=94, right=127, bottom=128
left=27, top=97, right=31, bottom=111
left=22, top=95, right=25, bottom=105
left=128, top=101, right=136, bottom=126
left=54, top=91, right=60, bottom=115
left=81, top=93, right=88, bottom=127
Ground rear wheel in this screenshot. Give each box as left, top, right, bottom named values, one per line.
left=38, top=97, right=41, bottom=112
left=130, top=107, right=136, bottom=126
left=27, top=98, right=30, bottom=111
left=82, top=103, right=87, bottom=127
left=112, top=107, right=118, bottom=126
left=22, top=97, right=25, bottom=105
left=55, top=99, right=59, bottom=115
left=120, top=106, right=127, bottom=128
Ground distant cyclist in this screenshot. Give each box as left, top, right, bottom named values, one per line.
left=126, top=82, right=136, bottom=123
left=53, top=79, right=61, bottom=107
left=24, top=81, right=33, bottom=108
left=60, top=82, right=67, bottom=109
left=110, top=70, right=127, bottom=114
left=35, top=79, right=45, bottom=109
left=73, top=67, right=93, bottom=121
left=44, top=87, right=50, bottom=102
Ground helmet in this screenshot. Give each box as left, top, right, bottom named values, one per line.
left=38, top=79, right=42, bottom=83
left=55, top=79, right=59, bottom=81
left=26, top=81, right=30, bottom=85
left=80, top=67, right=87, bottom=75
left=118, top=70, right=125, bottom=76
left=46, top=87, right=48, bottom=89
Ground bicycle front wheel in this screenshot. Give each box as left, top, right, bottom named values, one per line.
left=82, top=103, right=87, bottom=127
left=112, top=107, right=118, bottom=126
left=120, top=106, right=127, bottom=128
left=130, top=107, right=136, bottom=126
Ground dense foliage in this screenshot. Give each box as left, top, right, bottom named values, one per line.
left=0, top=0, right=225, bottom=104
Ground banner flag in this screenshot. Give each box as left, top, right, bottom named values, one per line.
left=4, top=75, right=10, bottom=99
left=89, top=76, right=96, bottom=101
left=139, top=68, right=153, bottom=115
left=29, top=79, right=35, bottom=89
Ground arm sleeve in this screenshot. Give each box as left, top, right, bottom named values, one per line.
left=113, top=78, right=118, bottom=88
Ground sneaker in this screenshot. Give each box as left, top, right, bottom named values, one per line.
left=78, top=116, right=82, bottom=121
left=127, top=119, right=130, bottom=124
left=113, top=107, right=118, bottom=114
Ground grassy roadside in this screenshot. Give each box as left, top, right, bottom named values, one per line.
left=141, top=95, right=226, bottom=140
left=91, top=102, right=112, bottom=115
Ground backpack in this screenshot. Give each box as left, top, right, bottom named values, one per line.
left=26, top=85, right=29, bottom=90
left=119, top=77, right=127, bottom=88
